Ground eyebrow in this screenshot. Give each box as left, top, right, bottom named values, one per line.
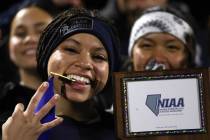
left=140, top=36, right=155, bottom=43
left=34, top=22, right=48, bottom=28
left=141, top=36, right=179, bottom=44
left=64, top=38, right=80, bottom=45
left=15, top=22, right=48, bottom=30
left=15, top=24, right=25, bottom=30
left=165, top=39, right=181, bottom=44
left=94, top=47, right=106, bottom=52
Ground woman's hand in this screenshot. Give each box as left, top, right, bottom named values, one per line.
left=2, top=82, right=63, bottom=140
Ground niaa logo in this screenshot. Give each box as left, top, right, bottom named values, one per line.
left=145, top=94, right=184, bottom=116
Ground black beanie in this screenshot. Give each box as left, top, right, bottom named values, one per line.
left=37, top=8, right=121, bottom=81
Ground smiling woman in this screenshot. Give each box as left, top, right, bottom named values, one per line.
left=9, top=6, right=53, bottom=89
left=128, top=6, right=197, bottom=71
left=0, top=4, right=53, bottom=138
left=48, top=33, right=109, bottom=103
left=2, top=8, right=121, bottom=140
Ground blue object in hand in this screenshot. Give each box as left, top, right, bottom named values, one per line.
left=35, top=76, right=55, bottom=140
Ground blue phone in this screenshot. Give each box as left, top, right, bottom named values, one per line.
left=35, top=76, right=55, bottom=140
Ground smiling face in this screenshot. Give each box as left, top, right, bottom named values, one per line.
left=47, top=33, right=109, bottom=103
left=132, top=33, right=189, bottom=71
left=9, top=7, right=52, bottom=70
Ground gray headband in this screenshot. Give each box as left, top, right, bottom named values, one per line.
left=128, top=11, right=194, bottom=56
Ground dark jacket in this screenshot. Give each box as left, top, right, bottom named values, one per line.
left=47, top=112, right=115, bottom=140
left=0, top=82, right=35, bottom=138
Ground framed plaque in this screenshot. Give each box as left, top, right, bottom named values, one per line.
left=114, top=68, right=210, bottom=140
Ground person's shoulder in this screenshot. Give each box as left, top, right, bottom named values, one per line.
left=0, top=81, right=34, bottom=100
left=0, top=81, right=35, bottom=113
left=0, top=81, right=16, bottom=100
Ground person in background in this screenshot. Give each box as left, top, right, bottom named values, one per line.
left=127, top=6, right=197, bottom=72
left=101, top=0, right=168, bottom=58
left=101, top=0, right=207, bottom=68
left=2, top=8, right=121, bottom=140
left=0, top=0, right=27, bottom=84
left=0, top=3, right=53, bottom=137
left=0, top=0, right=84, bottom=85
left=34, top=0, right=84, bottom=16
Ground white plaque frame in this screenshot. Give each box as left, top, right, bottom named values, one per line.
left=114, top=69, right=208, bottom=138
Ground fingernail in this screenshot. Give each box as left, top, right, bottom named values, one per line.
left=54, top=94, right=60, bottom=100
left=43, top=82, right=49, bottom=87
left=59, top=117, right=63, bottom=122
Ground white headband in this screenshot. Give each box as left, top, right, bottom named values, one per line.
left=128, top=11, right=194, bottom=56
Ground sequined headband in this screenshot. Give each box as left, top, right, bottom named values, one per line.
left=128, top=11, right=194, bottom=56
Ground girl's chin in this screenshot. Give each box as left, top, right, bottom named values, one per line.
left=65, top=93, right=89, bottom=103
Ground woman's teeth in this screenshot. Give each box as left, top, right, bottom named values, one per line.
left=67, top=74, right=90, bottom=84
